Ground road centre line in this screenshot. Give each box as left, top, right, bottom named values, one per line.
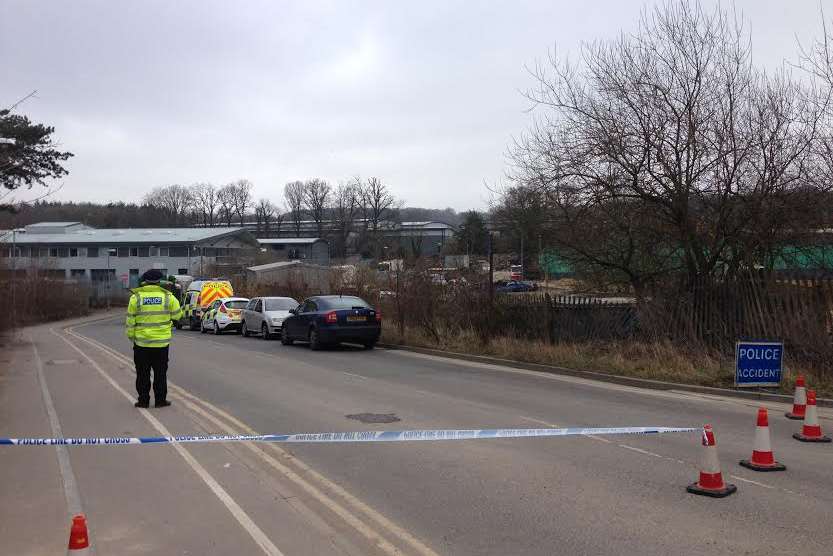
left=618, top=444, right=664, bottom=458
left=342, top=371, right=368, bottom=380
left=172, top=393, right=406, bottom=556
left=729, top=475, right=776, bottom=489
left=52, top=329, right=284, bottom=556
left=66, top=324, right=439, bottom=556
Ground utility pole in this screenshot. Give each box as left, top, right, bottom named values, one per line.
left=520, top=234, right=524, bottom=280
left=488, top=231, right=494, bottom=304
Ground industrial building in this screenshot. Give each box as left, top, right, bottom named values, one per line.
left=257, top=237, right=330, bottom=266
left=0, top=221, right=258, bottom=287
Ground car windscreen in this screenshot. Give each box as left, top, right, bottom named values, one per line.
left=265, top=298, right=297, bottom=311
left=319, top=297, right=370, bottom=310
left=224, top=300, right=248, bottom=309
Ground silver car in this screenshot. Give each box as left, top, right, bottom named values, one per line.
left=241, top=296, right=300, bottom=339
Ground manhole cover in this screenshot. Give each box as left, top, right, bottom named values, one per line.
left=346, top=413, right=401, bottom=424
left=47, top=359, right=79, bottom=366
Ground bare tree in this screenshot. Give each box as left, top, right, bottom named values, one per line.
left=217, top=183, right=236, bottom=227
left=331, top=179, right=361, bottom=258
left=303, top=178, right=331, bottom=238
left=361, top=176, right=398, bottom=258
left=143, top=184, right=193, bottom=226
left=254, top=198, right=277, bottom=236
left=284, top=180, right=305, bottom=236
left=505, top=0, right=832, bottom=294
left=190, top=182, right=219, bottom=227
left=229, top=179, right=253, bottom=226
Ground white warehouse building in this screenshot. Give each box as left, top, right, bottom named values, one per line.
left=0, top=222, right=258, bottom=287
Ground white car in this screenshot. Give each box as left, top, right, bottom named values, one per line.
left=241, top=296, right=300, bottom=339
left=200, top=297, right=250, bottom=335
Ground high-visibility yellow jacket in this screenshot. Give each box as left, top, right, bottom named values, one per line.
left=125, top=284, right=183, bottom=348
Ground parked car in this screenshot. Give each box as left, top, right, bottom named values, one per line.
left=281, top=295, right=381, bottom=350
left=241, top=296, right=299, bottom=339
left=200, top=297, right=249, bottom=334
left=495, top=280, right=537, bottom=293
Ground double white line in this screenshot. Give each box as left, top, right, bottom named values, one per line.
left=57, top=324, right=437, bottom=556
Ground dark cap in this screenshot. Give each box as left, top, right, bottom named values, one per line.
left=140, top=269, right=164, bottom=283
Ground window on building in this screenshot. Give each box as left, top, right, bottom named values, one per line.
left=58, top=247, right=69, bottom=258
left=87, top=247, right=99, bottom=258
left=177, top=268, right=187, bottom=275
left=70, top=269, right=86, bottom=279
left=69, top=247, right=78, bottom=257
left=169, top=246, right=187, bottom=257
left=159, top=247, right=169, bottom=257
left=0, top=248, right=7, bottom=257
left=90, top=269, right=116, bottom=282
left=138, top=246, right=149, bottom=257
left=129, top=268, right=140, bottom=288
left=149, top=246, right=159, bottom=256
left=118, top=247, right=129, bottom=257
left=129, top=247, right=139, bottom=257
left=39, top=248, right=48, bottom=258
left=49, top=247, right=59, bottom=257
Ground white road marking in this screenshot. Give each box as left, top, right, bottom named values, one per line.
left=729, top=475, right=775, bottom=489
left=29, top=335, right=93, bottom=550
left=67, top=324, right=439, bottom=556
left=53, top=330, right=285, bottom=556
left=342, top=371, right=368, bottom=380
left=519, top=416, right=559, bottom=427
left=618, top=444, right=663, bottom=458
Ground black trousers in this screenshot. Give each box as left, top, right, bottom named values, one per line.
left=133, top=345, right=169, bottom=404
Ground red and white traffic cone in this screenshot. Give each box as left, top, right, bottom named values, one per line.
left=785, top=375, right=807, bottom=420
left=740, top=407, right=786, bottom=471
left=793, top=390, right=831, bottom=443
left=687, top=424, right=737, bottom=498
left=67, top=514, right=91, bottom=555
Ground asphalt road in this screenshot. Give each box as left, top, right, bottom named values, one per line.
left=4, top=313, right=833, bottom=555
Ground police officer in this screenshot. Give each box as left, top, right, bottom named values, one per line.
left=125, top=269, right=183, bottom=408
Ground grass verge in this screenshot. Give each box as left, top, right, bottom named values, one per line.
left=381, top=326, right=833, bottom=398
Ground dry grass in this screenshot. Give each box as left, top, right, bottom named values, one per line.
left=381, top=326, right=833, bottom=398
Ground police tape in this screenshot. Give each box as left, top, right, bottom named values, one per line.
left=0, top=426, right=698, bottom=446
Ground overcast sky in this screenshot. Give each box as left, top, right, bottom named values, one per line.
left=0, top=1, right=826, bottom=211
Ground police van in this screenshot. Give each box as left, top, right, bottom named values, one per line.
left=180, top=279, right=234, bottom=330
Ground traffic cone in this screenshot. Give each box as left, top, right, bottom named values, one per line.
left=793, top=390, right=832, bottom=443
left=687, top=424, right=737, bottom=498
left=740, top=407, right=786, bottom=471
left=785, top=375, right=807, bottom=420
left=67, top=514, right=91, bottom=555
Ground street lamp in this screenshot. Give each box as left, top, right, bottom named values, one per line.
left=106, top=248, right=117, bottom=309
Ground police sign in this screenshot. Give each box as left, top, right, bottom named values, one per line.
left=735, top=341, right=783, bottom=387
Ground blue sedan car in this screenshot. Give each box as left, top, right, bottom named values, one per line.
left=281, top=295, right=381, bottom=350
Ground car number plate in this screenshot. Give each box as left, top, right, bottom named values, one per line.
left=346, top=316, right=366, bottom=322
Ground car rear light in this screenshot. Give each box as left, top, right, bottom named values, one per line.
left=375, top=310, right=382, bottom=323
left=219, top=305, right=227, bottom=314
left=325, top=311, right=338, bottom=324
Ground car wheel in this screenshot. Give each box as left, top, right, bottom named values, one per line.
left=213, top=320, right=221, bottom=335
left=281, top=327, right=293, bottom=345
left=308, top=328, right=322, bottom=351
left=200, top=320, right=207, bottom=334
left=242, top=321, right=250, bottom=337
left=261, top=323, right=270, bottom=340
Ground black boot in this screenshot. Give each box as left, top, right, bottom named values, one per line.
left=155, top=400, right=172, bottom=408
left=134, top=400, right=149, bottom=408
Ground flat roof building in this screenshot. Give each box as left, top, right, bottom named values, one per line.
left=0, top=222, right=258, bottom=287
